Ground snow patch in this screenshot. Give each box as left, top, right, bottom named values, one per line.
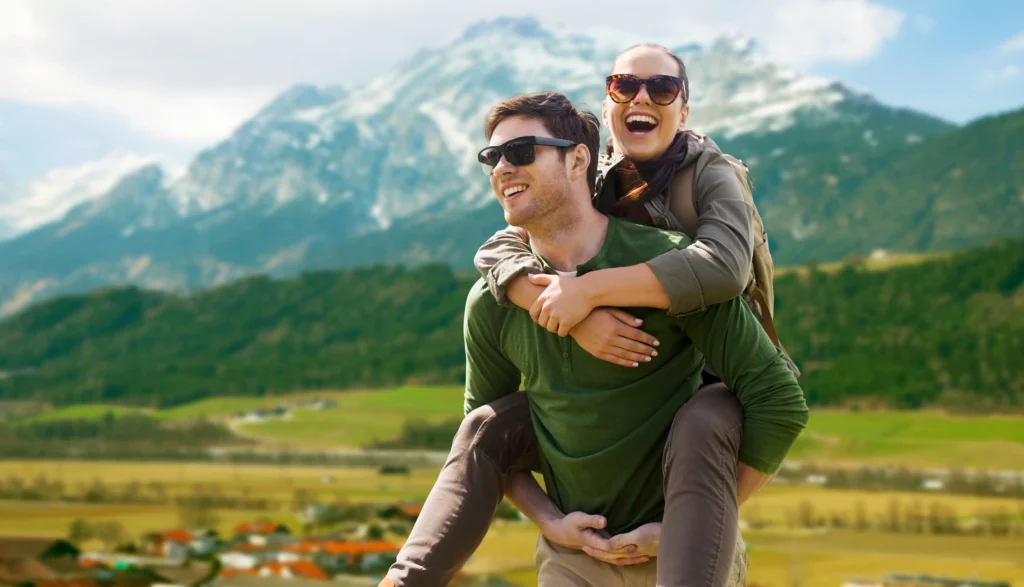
left=417, top=102, right=477, bottom=174
left=0, top=153, right=158, bottom=233
left=294, top=106, right=327, bottom=123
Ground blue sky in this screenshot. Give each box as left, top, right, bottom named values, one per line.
left=0, top=0, right=1021, bottom=182
left=812, top=0, right=1024, bottom=122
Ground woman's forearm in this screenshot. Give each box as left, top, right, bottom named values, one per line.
left=582, top=264, right=670, bottom=310
left=505, top=276, right=546, bottom=312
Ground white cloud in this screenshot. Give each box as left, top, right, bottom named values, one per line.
left=983, top=64, right=1021, bottom=83
left=0, top=0, right=904, bottom=145
left=0, top=152, right=156, bottom=232
left=1000, top=33, right=1024, bottom=53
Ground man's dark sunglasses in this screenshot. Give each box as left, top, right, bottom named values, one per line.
left=606, top=74, right=686, bottom=106
left=477, top=136, right=578, bottom=176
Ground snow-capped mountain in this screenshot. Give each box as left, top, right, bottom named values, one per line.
left=0, top=16, right=962, bottom=315
left=0, top=152, right=160, bottom=237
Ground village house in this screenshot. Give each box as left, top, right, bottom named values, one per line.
left=140, top=529, right=219, bottom=559
left=218, top=544, right=271, bottom=570
left=233, top=523, right=293, bottom=548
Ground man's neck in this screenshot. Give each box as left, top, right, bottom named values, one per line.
left=527, top=206, right=610, bottom=273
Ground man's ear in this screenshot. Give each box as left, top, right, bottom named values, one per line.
left=568, top=144, right=591, bottom=180
left=677, top=104, right=690, bottom=132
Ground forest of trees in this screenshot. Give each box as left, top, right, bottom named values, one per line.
left=0, top=238, right=1020, bottom=410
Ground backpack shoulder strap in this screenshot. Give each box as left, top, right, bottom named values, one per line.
left=667, top=164, right=698, bottom=239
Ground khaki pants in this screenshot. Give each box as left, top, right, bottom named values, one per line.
left=535, top=533, right=747, bottom=587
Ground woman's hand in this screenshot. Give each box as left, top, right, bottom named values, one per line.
left=528, top=273, right=595, bottom=336
left=569, top=308, right=659, bottom=367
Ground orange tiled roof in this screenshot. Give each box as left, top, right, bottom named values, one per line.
left=225, top=543, right=266, bottom=554
left=160, top=530, right=193, bottom=542
left=397, top=503, right=424, bottom=517
left=235, top=522, right=286, bottom=535
left=219, top=568, right=260, bottom=579
left=261, top=561, right=329, bottom=580
left=76, top=560, right=107, bottom=571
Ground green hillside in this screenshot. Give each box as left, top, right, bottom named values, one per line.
left=0, top=238, right=1021, bottom=410
left=728, top=106, right=1024, bottom=265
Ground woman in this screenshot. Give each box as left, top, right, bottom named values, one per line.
left=384, top=44, right=791, bottom=587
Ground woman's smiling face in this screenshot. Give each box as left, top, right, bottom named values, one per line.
left=603, top=46, right=690, bottom=162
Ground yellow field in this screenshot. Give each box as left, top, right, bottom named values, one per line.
left=741, top=485, right=1024, bottom=525
left=0, top=460, right=440, bottom=503
left=3, top=460, right=1024, bottom=586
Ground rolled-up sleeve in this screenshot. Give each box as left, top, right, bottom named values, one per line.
left=473, top=226, right=544, bottom=306
left=646, top=155, right=755, bottom=316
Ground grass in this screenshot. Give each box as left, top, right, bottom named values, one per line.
left=18, top=404, right=144, bottom=423
left=233, top=386, right=464, bottom=448
left=789, top=409, right=1024, bottom=469
left=14, top=388, right=1024, bottom=468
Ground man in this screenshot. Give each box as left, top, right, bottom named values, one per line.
left=386, top=93, right=808, bottom=586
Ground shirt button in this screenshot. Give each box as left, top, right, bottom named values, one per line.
left=562, top=352, right=569, bottom=359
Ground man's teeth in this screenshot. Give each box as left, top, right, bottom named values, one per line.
left=626, top=114, right=658, bottom=125
left=503, top=185, right=527, bottom=197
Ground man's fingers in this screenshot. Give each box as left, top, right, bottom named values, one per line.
left=610, top=542, right=637, bottom=554
left=611, top=556, right=650, bottom=566
left=581, top=546, right=648, bottom=566
left=578, top=535, right=615, bottom=554
left=598, top=353, right=639, bottom=368
left=576, top=514, right=607, bottom=530
left=528, top=273, right=554, bottom=286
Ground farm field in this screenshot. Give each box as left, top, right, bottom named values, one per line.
left=196, top=387, right=1024, bottom=469
left=2, top=460, right=1023, bottom=586
left=12, top=387, right=1024, bottom=469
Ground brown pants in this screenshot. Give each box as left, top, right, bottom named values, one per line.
left=387, top=383, right=745, bottom=587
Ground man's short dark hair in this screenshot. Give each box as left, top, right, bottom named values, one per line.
left=484, top=92, right=601, bottom=192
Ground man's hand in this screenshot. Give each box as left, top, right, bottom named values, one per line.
left=527, top=273, right=595, bottom=336
left=569, top=308, right=659, bottom=367
left=581, top=522, right=660, bottom=566
left=539, top=512, right=617, bottom=552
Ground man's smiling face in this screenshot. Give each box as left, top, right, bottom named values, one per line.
left=487, top=116, right=572, bottom=228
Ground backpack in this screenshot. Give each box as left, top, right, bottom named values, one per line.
left=668, top=155, right=798, bottom=375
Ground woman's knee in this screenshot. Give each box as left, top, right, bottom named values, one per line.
left=456, top=392, right=536, bottom=474
left=669, top=383, right=743, bottom=454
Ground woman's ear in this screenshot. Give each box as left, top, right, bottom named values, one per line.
left=677, top=103, right=690, bottom=132
left=601, top=98, right=611, bottom=128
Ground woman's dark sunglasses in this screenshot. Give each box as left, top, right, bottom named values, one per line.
left=606, top=74, right=686, bottom=106
left=477, top=136, right=578, bottom=176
